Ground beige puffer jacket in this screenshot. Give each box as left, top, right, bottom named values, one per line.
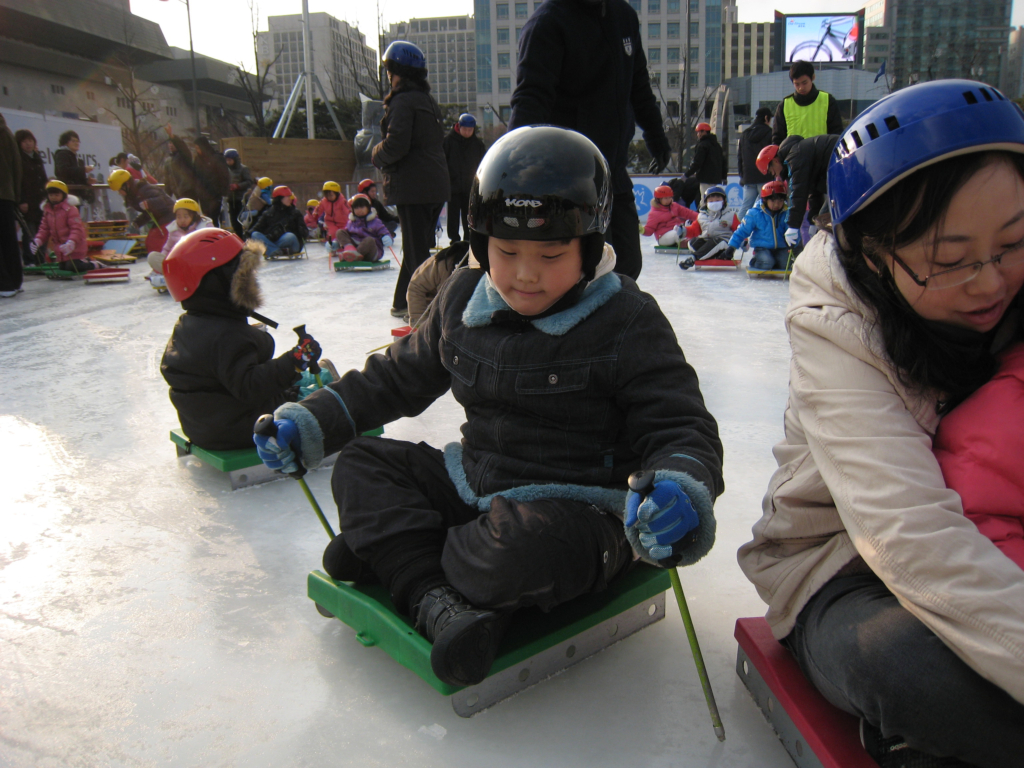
left=738, top=232, right=1024, bottom=705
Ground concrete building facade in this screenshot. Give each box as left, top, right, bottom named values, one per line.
left=0, top=0, right=264, bottom=165
left=384, top=16, right=478, bottom=118
left=259, top=13, right=378, bottom=109
left=722, top=22, right=776, bottom=80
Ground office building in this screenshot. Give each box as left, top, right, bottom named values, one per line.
left=384, top=16, right=477, bottom=115
left=472, top=0, right=733, bottom=136
left=259, top=13, right=378, bottom=108
left=723, top=22, right=775, bottom=80
left=887, top=0, right=1011, bottom=90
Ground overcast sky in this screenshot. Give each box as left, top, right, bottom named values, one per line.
left=131, top=0, right=1021, bottom=71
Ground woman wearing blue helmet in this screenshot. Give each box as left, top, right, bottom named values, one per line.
left=739, top=80, right=1024, bottom=766
left=373, top=41, right=451, bottom=319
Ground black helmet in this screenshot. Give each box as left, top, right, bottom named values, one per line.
left=468, top=126, right=612, bottom=279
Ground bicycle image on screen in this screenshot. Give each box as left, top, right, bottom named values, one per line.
left=789, top=17, right=859, bottom=63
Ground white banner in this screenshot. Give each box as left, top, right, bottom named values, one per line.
left=2, top=107, right=125, bottom=214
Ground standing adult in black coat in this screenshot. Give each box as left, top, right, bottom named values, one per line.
left=15, top=129, right=47, bottom=265
left=372, top=41, right=451, bottom=317
left=192, top=137, right=231, bottom=226
left=0, top=113, right=21, bottom=298
left=736, top=107, right=774, bottom=221
left=442, top=113, right=486, bottom=243
left=761, top=133, right=840, bottom=246
left=53, top=130, right=95, bottom=206
left=686, top=123, right=726, bottom=196
left=508, top=0, right=672, bottom=280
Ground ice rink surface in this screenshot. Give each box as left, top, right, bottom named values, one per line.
left=1, top=238, right=798, bottom=767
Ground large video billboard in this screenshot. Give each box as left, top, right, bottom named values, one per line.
left=784, top=14, right=862, bottom=64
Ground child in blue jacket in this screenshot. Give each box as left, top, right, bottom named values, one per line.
left=727, top=181, right=794, bottom=270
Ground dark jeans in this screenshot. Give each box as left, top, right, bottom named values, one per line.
left=393, top=202, right=444, bottom=311
left=331, top=437, right=631, bottom=616
left=0, top=200, right=22, bottom=292
left=783, top=573, right=1024, bottom=767
left=607, top=190, right=642, bottom=281
left=447, top=190, right=470, bottom=243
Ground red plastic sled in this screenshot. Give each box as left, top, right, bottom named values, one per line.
left=391, top=325, right=413, bottom=338
left=82, top=268, right=131, bottom=284
left=735, top=618, right=876, bottom=768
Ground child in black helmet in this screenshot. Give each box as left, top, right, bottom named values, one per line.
left=254, top=126, right=723, bottom=688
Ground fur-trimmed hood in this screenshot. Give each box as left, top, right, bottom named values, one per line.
left=231, top=239, right=265, bottom=311
left=348, top=208, right=378, bottom=223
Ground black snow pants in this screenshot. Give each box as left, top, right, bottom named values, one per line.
left=329, top=437, right=633, bottom=618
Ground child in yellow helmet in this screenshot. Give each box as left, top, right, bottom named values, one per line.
left=147, top=198, right=213, bottom=280
left=30, top=180, right=94, bottom=272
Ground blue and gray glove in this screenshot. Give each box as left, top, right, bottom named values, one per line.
left=253, top=418, right=302, bottom=474
left=381, top=234, right=394, bottom=248
left=624, top=479, right=699, bottom=563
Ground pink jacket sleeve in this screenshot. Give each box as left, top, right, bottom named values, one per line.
left=671, top=202, right=698, bottom=224
left=934, top=344, right=1024, bottom=570
left=33, top=208, right=52, bottom=248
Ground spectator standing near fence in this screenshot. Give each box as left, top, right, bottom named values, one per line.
left=15, top=129, right=46, bottom=266
left=736, top=108, right=774, bottom=223
left=0, top=114, right=22, bottom=298
left=442, top=113, right=486, bottom=243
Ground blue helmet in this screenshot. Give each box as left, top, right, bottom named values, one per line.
left=382, top=41, right=426, bottom=71
left=829, top=79, right=1024, bottom=226
left=458, top=113, right=477, bottom=128
left=224, top=148, right=240, bottom=161
left=702, top=185, right=727, bottom=205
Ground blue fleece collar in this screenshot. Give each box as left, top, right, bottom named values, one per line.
left=461, top=272, right=622, bottom=336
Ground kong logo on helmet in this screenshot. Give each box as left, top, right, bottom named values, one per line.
left=505, top=198, right=543, bottom=208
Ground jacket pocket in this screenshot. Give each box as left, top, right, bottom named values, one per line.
left=440, top=339, right=479, bottom=387
left=515, top=363, right=590, bottom=395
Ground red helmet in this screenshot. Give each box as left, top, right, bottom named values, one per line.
left=696, top=122, right=712, bottom=133
left=164, top=228, right=244, bottom=301
left=349, top=193, right=372, bottom=209
left=653, top=185, right=674, bottom=199
left=756, top=145, right=780, bottom=175
left=357, top=178, right=376, bottom=193
left=760, top=180, right=788, bottom=198
left=271, top=185, right=293, bottom=199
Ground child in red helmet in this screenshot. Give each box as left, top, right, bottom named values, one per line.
left=642, top=185, right=697, bottom=246
left=338, top=194, right=394, bottom=262
left=358, top=178, right=399, bottom=235
left=160, top=228, right=328, bottom=450
left=727, top=181, right=795, bottom=270
left=249, top=186, right=308, bottom=257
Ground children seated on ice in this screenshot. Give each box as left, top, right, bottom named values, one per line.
left=147, top=198, right=212, bottom=277
left=680, top=186, right=735, bottom=269
left=337, top=194, right=394, bottom=262
left=727, top=181, right=795, bottom=270
left=315, top=181, right=351, bottom=244
left=643, top=185, right=697, bottom=247
left=253, top=126, right=723, bottom=688
left=304, top=200, right=324, bottom=240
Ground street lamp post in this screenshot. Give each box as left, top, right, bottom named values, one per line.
left=159, top=0, right=202, bottom=137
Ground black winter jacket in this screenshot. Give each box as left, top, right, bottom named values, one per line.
left=737, top=122, right=774, bottom=187
left=53, top=147, right=94, bottom=203
left=771, top=86, right=844, bottom=146
left=286, top=267, right=725, bottom=565
left=372, top=84, right=450, bottom=206
left=228, top=162, right=254, bottom=201
left=508, top=0, right=670, bottom=194
left=19, top=149, right=47, bottom=214
left=161, top=314, right=299, bottom=451
left=686, top=134, right=725, bottom=185
left=778, top=134, right=840, bottom=229
left=442, top=128, right=487, bottom=195
left=252, top=200, right=308, bottom=244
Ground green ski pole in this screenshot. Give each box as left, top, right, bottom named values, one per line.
left=254, top=414, right=335, bottom=539
left=628, top=470, right=725, bottom=742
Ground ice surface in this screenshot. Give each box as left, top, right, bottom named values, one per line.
left=0, top=239, right=797, bottom=767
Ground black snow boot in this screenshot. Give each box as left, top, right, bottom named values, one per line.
left=415, top=585, right=510, bottom=687
left=860, top=720, right=973, bottom=768
left=322, top=535, right=379, bottom=584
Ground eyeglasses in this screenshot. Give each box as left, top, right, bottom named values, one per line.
left=889, top=242, right=1024, bottom=291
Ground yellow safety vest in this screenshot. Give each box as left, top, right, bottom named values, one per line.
left=783, top=90, right=830, bottom=139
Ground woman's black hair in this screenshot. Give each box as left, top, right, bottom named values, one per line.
left=383, top=61, right=430, bottom=105
left=14, top=129, right=36, bottom=146
left=835, top=151, right=1024, bottom=412
left=58, top=130, right=79, bottom=146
